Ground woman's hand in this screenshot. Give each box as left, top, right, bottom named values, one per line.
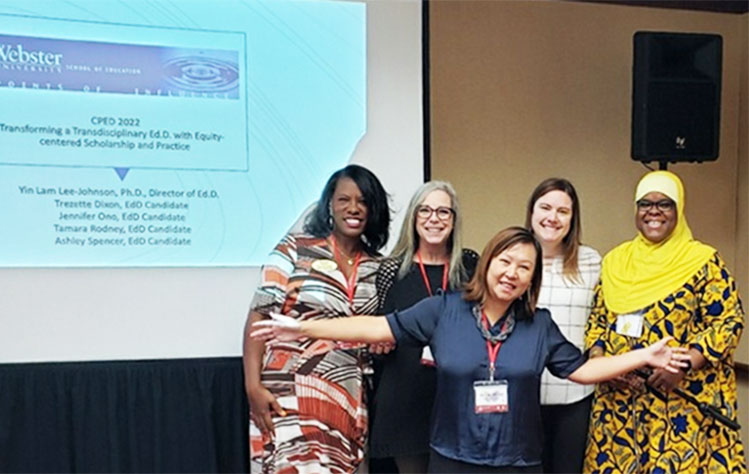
left=250, top=313, right=303, bottom=344
left=649, top=347, right=705, bottom=392
left=369, top=342, right=395, bottom=355
left=647, top=367, right=686, bottom=392
left=248, top=383, right=285, bottom=438
left=645, top=337, right=690, bottom=373
left=608, top=372, right=645, bottom=392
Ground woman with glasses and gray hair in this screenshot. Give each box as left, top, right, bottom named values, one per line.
left=369, top=180, right=478, bottom=473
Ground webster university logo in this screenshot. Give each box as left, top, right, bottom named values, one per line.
left=0, top=43, right=63, bottom=66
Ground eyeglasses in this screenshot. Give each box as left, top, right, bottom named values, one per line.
left=416, top=205, right=454, bottom=221
left=636, top=199, right=675, bottom=212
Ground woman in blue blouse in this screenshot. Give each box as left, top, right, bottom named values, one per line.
left=251, top=226, right=688, bottom=473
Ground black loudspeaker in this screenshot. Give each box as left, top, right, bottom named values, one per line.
left=631, top=31, right=722, bottom=163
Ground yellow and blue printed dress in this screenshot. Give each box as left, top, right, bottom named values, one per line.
left=584, top=253, right=745, bottom=474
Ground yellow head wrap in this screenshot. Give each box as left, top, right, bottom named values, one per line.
left=600, top=171, right=715, bottom=314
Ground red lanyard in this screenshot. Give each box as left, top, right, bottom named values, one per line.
left=482, top=310, right=507, bottom=382
left=416, top=251, right=448, bottom=297
left=331, top=236, right=361, bottom=306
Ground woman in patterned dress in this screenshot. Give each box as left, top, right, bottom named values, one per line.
left=584, top=170, right=745, bottom=474
left=526, top=178, right=601, bottom=473
left=242, top=164, right=390, bottom=473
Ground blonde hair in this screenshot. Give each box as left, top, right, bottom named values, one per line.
left=390, top=181, right=467, bottom=289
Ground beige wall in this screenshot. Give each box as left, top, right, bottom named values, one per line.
left=429, top=0, right=748, bottom=443
left=736, top=9, right=749, bottom=372
left=736, top=11, right=749, bottom=448
left=430, top=0, right=747, bottom=350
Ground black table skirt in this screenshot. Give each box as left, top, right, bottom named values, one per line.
left=0, top=357, right=248, bottom=472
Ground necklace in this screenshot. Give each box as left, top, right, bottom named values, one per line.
left=331, top=235, right=361, bottom=265
left=340, top=250, right=356, bottom=266
left=336, top=244, right=357, bottom=265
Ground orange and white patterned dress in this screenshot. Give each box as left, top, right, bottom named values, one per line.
left=249, top=233, right=380, bottom=473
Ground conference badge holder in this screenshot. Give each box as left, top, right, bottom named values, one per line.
left=475, top=309, right=510, bottom=413
left=615, top=310, right=644, bottom=338
left=473, top=379, right=509, bottom=413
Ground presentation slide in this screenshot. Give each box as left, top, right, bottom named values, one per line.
left=0, top=0, right=424, bottom=363
left=0, top=0, right=366, bottom=266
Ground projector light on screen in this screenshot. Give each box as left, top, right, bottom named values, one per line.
left=0, top=0, right=424, bottom=363
left=0, top=0, right=366, bottom=267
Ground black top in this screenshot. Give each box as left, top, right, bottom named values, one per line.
left=369, top=249, right=478, bottom=459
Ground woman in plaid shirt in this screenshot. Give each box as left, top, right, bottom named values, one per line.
left=525, top=178, right=601, bottom=474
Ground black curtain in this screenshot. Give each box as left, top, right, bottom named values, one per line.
left=0, top=357, right=248, bottom=472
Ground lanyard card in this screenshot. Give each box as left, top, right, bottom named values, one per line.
left=615, top=310, right=644, bottom=338
left=473, top=380, right=509, bottom=413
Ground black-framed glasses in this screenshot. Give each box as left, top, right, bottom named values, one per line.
left=416, top=205, right=454, bottom=221
left=636, top=199, right=675, bottom=212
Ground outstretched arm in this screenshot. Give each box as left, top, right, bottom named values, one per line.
left=251, top=313, right=396, bottom=345
left=568, top=337, right=688, bottom=384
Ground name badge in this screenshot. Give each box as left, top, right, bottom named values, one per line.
left=473, top=380, right=509, bottom=413
left=311, top=259, right=337, bottom=273
left=616, top=311, right=644, bottom=338
left=420, top=346, right=436, bottom=367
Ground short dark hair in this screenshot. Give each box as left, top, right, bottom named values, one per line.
left=304, top=164, right=390, bottom=253
left=525, top=178, right=582, bottom=283
left=463, top=227, right=542, bottom=320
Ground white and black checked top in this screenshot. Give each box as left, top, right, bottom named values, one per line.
left=539, top=245, right=601, bottom=405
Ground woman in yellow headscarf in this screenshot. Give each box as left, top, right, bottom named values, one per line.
left=584, top=170, right=745, bottom=474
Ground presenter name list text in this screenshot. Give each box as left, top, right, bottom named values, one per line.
left=16, top=185, right=221, bottom=248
